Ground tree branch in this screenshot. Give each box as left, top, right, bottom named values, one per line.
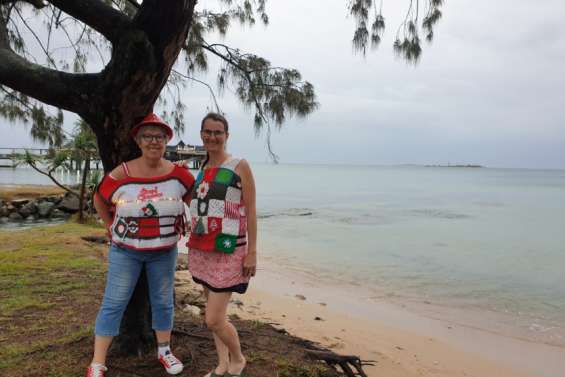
left=46, top=0, right=130, bottom=43
left=171, top=69, right=221, bottom=113
left=13, top=5, right=57, bottom=67
left=0, top=48, right=99, bottom=114
left=0, top=0, right=46, bottom=8
left=26, top=160, right=78, bottom=196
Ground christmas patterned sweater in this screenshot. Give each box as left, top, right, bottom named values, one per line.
left=97, top=164, right=195, bottom=251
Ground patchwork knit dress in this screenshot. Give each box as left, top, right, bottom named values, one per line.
left=187, top=157, right=250, bottom=293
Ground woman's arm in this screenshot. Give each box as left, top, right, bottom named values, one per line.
left=93, top=193, right=114, bottom=230
left=238, top=160, right=257, bottom=277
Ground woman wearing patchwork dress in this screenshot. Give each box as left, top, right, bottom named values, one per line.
left=187, top=112, right=257, bottom=377
left=88, top=114, right=194, bottom=377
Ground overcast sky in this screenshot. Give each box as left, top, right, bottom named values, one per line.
left=2, top=0, right=565, bottom=169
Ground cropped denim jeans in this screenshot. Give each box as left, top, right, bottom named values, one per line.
left=95, top=243, right=178, bottom=337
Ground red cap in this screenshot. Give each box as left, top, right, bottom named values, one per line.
left=130, top=113, right=173, bottom=140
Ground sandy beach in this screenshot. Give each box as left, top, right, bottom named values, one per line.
left=178, top=242, right=565, bottom=377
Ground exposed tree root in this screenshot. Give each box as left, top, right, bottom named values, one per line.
left=305, top=349, right=375, bottom=377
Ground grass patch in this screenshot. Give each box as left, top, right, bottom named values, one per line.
left=0, top=185, right=65, bottom=201
left=0, top=223, right=106, bottom=376
left=0, top=222, right=344, bottom=377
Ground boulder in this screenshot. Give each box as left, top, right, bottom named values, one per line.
left=50, top=209, right=67, bottom=219
left=9, top=212, right=23, bottom=221
left=57, top=193, right=80, bottom=213
left=44, top=195, right=62, bottom=204
left=25, top=215, right=37, bottom=221
left=37, top=201, right=56, bottom=218
left=18, top=201, right=38, bottom=217
left=11, top=199, right=30, bottom=208
left=0, top=206, right=9, bottom=217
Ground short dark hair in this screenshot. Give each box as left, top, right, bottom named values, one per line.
left=201, top=112, right=229, bottom=132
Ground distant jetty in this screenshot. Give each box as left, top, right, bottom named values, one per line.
left=424, top=164, right=483, bottom=168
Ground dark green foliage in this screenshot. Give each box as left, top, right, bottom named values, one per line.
left=0, top=86, right=65, bottom=147
left=350, top=0, right=444, bottom=63
left=0, top=0, right=445, bottom=160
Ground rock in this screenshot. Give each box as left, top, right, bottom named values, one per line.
left=176, top=253, right=189, bottom=271
left=25, top=215, right=37, bottom=221
left=37, top=201, right=56, bottom=218
left=50, top=209, right=67, bottom=219
left=0, top=217, right=8, bottom=224
left=57, top=193, right=80, bottom=212
left=9, top=212, right=23, bottom=221
left=181, top=304, right=202, bottom=316
left=18, top=201, right=38, bottom=217
left=44, top=195, right=62, bottom=203
left=295, top=294, right=306, bottom=301
left=0, top=206, right=9, bottom=217
left=314, top=316, right=323, bottom=321
left=11, top=199, right=30, bottom=208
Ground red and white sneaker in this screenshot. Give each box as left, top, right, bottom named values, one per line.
left=86, top=364, right=107, bottom=377
left=159, top=351, right=184, bottom=375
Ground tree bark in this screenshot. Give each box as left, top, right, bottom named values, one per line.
left=1, top=0, right=198, bottom=356
left=82, top=0, right=198, bottom=169
left=90, top=0, right=197, bottom=356
left=78, top=156, right=90, bottom=223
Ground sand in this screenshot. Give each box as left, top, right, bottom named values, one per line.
left=176, top=242, right=565, bottom=377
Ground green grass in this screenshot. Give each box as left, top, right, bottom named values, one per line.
left=0, top=223, right=107, bottom=375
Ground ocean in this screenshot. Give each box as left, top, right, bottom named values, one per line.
left=2, top=164, right=565, bottom=346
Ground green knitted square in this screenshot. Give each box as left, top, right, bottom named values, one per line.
left=214, top=168, right=234, bottom=185
left=215, top=233, right=237, bottom=254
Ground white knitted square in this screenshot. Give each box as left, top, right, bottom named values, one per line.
left=225, top=187, right=241, bottom=204
left=189, top=199, right=197, bottom=214
left=222, top=218, right=239, bottom=236
left=208, top=199, right=225, bottom=218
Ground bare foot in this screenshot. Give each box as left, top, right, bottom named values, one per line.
left=227, top=356, right=246, bottom=375
left=204, top=365, right=228, bottom=377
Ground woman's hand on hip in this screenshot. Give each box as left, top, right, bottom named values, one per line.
left=242, top=252, right=257, bottom=278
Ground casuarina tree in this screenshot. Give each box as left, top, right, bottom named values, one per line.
left=0, top=0, right=444, bottom=355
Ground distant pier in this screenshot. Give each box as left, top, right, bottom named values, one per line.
left=165, top=141, right=207, bottom=169
left=1, top=141, right=207, bottom=169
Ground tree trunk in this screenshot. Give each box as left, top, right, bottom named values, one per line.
left=1, top=0, right=198, bottom=357
left=82, top=0, right=198, bottom=356
left=85, top=0, right=198, bottom=169
left=78, top=156, right=90, bottom=223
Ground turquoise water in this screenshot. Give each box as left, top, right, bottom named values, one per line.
left=3, top=164, right=565, bottom=343
left=252, top=164, right=565, bottom=344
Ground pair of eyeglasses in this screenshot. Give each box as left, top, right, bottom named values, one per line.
left=140, top=134, right=167, bottom=143
left=201, top=129, right=225, bottom=137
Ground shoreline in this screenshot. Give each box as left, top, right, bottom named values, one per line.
left=178, top=237, right=565, bottom=377
left=229, top=259, right=565, bottom=377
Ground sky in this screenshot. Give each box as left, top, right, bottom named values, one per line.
left=2, top=0, right=565, bottom=169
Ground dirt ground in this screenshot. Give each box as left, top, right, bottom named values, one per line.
left=0, top=223, right=357, bottom=377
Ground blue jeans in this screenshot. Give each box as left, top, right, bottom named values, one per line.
left=95, top=243, right=178, bottom=336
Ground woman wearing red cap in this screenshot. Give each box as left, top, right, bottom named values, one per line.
left=87, top=114, right=195, bottom=377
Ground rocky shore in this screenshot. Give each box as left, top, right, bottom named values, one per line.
left=0, top=192, right=82, bottom=223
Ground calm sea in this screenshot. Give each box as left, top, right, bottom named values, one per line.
left=2, top=164, right=565, bottom=345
